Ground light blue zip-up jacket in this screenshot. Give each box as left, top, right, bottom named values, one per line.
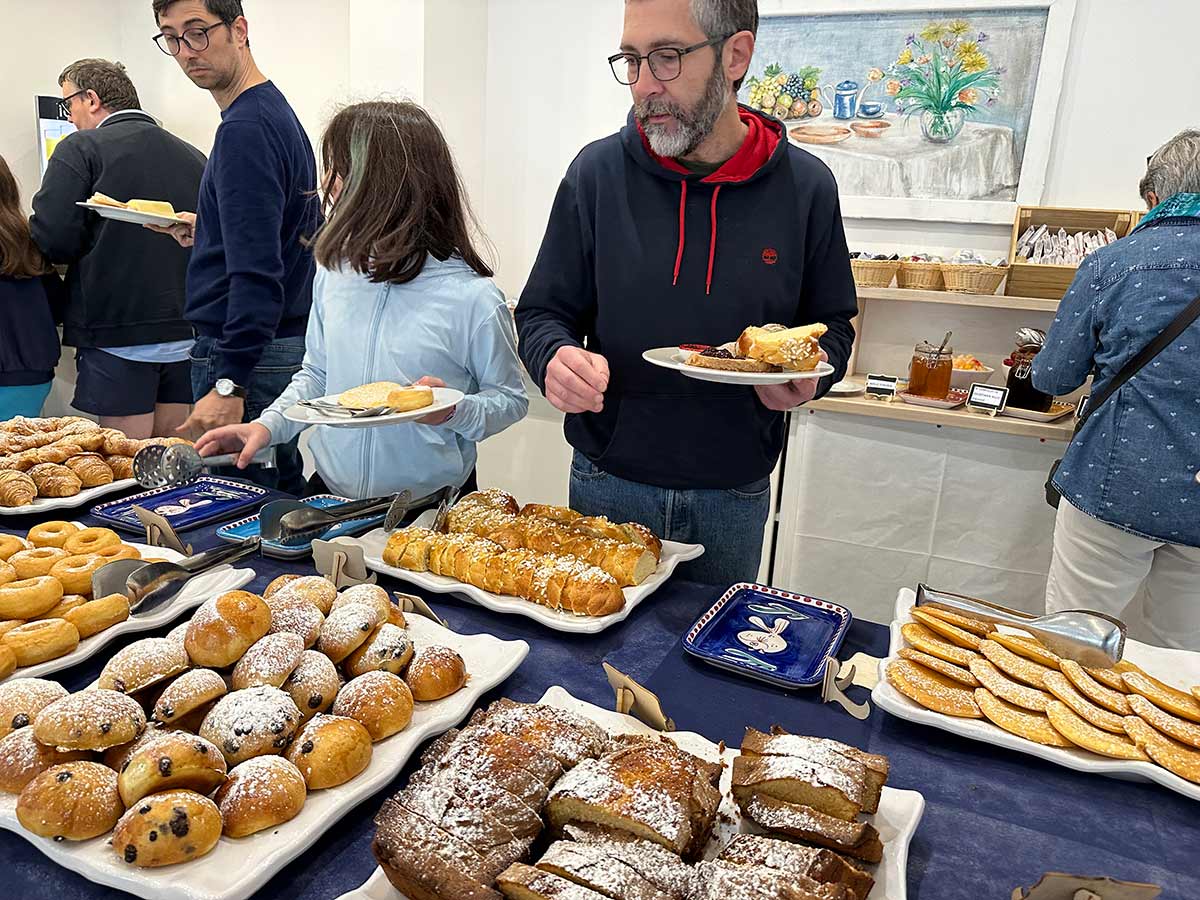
left=257, top=255, right=528, bottom=499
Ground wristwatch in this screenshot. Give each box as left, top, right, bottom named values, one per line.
left=214, top=378, right=247, bottom=399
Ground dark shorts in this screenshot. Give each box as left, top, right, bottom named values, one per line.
left=73, top=348, right=193, bottom=417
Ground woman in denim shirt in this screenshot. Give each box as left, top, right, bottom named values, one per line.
left=1033, top=129, right=1200, bottom=650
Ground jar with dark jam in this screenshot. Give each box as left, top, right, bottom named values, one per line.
left=1005, top=327, right=1054, bottom=412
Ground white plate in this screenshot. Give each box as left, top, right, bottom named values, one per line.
left=0, top=615, right=529, bottom=900
left=0, top=478, right=137, bottom=516
left=872, top=588, right=1200, bottom=802
left=999, top=402, right=1076, bottom=423
left=341, top=685, right=925, bottom=900
left=352, top=511, right=704, bottom=634
left=75, top=201, right=184, bottom=227
left=282, top=388, right=465, bottom=429
left=827, top=379, right=865, bottom=395
left=0, top=541, right=254, bottom=684
left=642, top=347, right=836, bottom=385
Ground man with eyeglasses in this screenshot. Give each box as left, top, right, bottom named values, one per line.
left=516, top=0, right=858, bottom=586
left=145, top=0, right=319, bottom=494
left=29, top=58, right=205, bottom=439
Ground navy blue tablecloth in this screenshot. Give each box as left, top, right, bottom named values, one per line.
left=3, top=488, right=1197, bottom=899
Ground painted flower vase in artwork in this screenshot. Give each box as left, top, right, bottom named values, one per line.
left=919, top=107, right=965, bottom=143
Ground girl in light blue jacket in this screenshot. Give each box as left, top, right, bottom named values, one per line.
left=194, top=101, right=527, bottom=501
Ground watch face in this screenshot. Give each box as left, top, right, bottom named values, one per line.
left=215, top=379, right=234, bottom=397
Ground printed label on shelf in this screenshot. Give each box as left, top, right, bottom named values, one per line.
left=967, top=383, right=1009, bottom=416
left=865, top=374, right=899, bottom=399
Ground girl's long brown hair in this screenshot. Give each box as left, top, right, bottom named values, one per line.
left=0, top=155, right=47, bottom=279
left=313, top=101, right=493, bottom=284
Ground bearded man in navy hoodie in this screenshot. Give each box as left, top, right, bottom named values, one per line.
left=517, top=0, right=858, bottom=586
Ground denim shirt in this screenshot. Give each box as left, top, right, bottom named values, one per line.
left=1032, top=208, right=1200, bottom=546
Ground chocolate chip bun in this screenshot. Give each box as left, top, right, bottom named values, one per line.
left=199, top=686, right=302, bottom=766
left=112, top=789, right=221, bottom=867
left=214, top=755, right=307, bottom=837
left=17, top=761, right=124, bottom=840
left=33, top=689, right=146, bottom=751
left=117, top=732, right=228, bottom=806
left=284, top=714, right=372, bottom=789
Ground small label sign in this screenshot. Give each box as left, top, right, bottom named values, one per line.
left=967, top=383, right=1009, bottom=415
left=865, top=374, right=899, bottom=399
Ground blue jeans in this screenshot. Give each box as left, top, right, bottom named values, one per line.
left=569, top=450, right=771, bottom=587
left=190, top=336, right=306, bottom=495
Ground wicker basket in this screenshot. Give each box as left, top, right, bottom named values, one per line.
left=940, top=263, right=1007, bottom=294
left=897, top=261, right=945, bottom=290
left=850, top=258, right=900, bottom=288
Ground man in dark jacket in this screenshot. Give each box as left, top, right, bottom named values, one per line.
left=516, top=0, right=858, bottom=585
left=30, top=58, right=206, bottom=439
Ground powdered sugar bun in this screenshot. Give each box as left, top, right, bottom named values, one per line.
left=404, top=645, right=468, bottom=701
left=332, top=671, right=413, bottom=741
left=274, top=576, right=336, bottom=615
left=117, top=732, right=227, bottom=807
left=0, top=677, right=68, bottom=740
left=98, top=637, right=189, bottom=694
left=0, top=728, right=90, bottom=793
left=231, top=633, right=304, bottom=690
left=284, top=714, right=372, bottom=789
left=263, top=573, right=302, bottom=599
left=184, top=590, right=271, bottom=669
left=17, top=761, right=124, bottom=840
left=330, top=584, right=392, bottom=622
left=315, top=602, right=383, bottom=664
left=265, top=593, right=325, bottom=649
left=282, top=650, right=341, bottom=723
left=199, top=686, right=302, bottom=766
left=342, top=623, right=413, bottom=677
left=214, top=755, right=307, bottom=837
left=152, top=669, right=227, bottom=724
left=33, top=689, right=146, bottom=751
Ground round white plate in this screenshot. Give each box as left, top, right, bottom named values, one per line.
left=642, top=347, right=835, bottom=385
left=827, top=379, right=865, bottom=395
left=75, top=201, right=183, bottom=227
left=282, top=387, right=464, bottom=428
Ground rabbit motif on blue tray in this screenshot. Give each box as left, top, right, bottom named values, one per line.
left=737, top=615, right=790, bottom=654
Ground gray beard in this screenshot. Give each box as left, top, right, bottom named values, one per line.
left=637, top=61, right=730, bottom=158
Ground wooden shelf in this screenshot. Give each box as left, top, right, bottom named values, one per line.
left=856, top=286, right=1060, bottom=313
left=807, top=393, right=1074, bottom=441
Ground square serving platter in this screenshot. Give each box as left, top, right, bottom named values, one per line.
left=342, top=685, right=925, bottom=900
left=684, top=583, right=853, bottom=689
left=90, top=476, right=269, bottom=534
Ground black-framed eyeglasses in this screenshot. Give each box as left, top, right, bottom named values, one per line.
left=58, top=89, right=87, bottom=119
left=608, top=34, right=731, bottom=85
left=153, top=21, right=229, bottom=56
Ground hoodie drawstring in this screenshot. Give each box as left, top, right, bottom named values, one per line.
left=672, top=181, right=721, bottom=295
left=672, top=180, right=688, bottom=286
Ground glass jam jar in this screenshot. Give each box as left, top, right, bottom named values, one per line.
left=908, top=341, right=953, bottom=399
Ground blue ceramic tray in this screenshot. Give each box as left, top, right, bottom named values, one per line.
left=90, top=476, right=269, bottom=534
left=683, top=583, right=852, bottom=689
left=216, top=494, right=386, bottom=559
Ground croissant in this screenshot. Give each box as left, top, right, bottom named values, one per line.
left=383, top=527, right=624, bottom=617
left=102, top=431, right=141, bottom=457
left=106, top=455, right=135, bottom=480
left=36, top=442, right=83, bottom=464
left=71, top=432, right=108, bottom=452
left=27, top=462, right=82, bottom=498
left=0, top=417, right=39, bottom=437
left=0, top=470, right=37, bottom=507
left=64, top=453, right=114, bottom=487
left=59, top=419, right=102, bottom=436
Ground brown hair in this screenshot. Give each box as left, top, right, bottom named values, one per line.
left=0, top=156, right=48, bottom=278
left=312, top=101, right=493, bottom=285
left=153, top=0, right=243, bottom=23
left=58, top=59, right=140, bottom=112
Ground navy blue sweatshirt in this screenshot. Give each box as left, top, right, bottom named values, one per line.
left=0, top=272, right=65, bottom=386
left=187, top=81, right=320, bottom=385
left=516, top=106, right=859, bottom=490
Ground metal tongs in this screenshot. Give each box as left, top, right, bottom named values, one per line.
left=91, top=538, right=262, bottom=615
left=915, top=583, right=1126, bottom=667
left=297, top=399, right=394, bottom=419
left=133, top=442, right=275, bottom=489
left=260, top=492, right=415, bottom=546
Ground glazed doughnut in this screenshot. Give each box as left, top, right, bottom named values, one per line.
left=112, top=789, right=222, bottom=867
left=33, top=689, right=146, bottom=751
left=265, top=594, right=324, bottom=649
left=64, top=593, right=130, bottom=638
left=0, top=678, right=67, bottom=740
left=184, top=591, right=272, bottom=669
left=99, top=638, right=190, bottom=694
left=49, top=554, right=106, bottom=596
left=333, top=671, right=413, bottom=741
left=0, top=576, right=65, bottom=620
left=199, top=686, right=303, bottom=766
left=404, top=646, right=468, bottom=701
left=343, top=623, right=413, bottom=677
left=282, top=650, right=341, bottom=722
left=274, top=576, right=337, bottom=615
left=26, top=521, right=79, bottom=550
left=0, top=728, right=90, bottom=793
left=0, top=535, right=31, bottom=561
left=0, top=619, right=26, bottom=640
left=0, top=645, right=13, bottom=680
left=33, top=595, right=88, bottom=621
left=285, top=714, right=372, bottom=789
left=2, top=619, right=79, bottom=667
left=263, top=573, right=302, bottom=598
left=9, top=547, right=69, bottom=579
left=17, top=761, right=124, bottom=841
left=63, top=526, right=121, bottom=556
left=152, top=669, right=227, bottom=724
left=330, top=584, right=392, bottom=623
left=214, top=755, right=307, bottom=837
left=0, top=560, right=12, bottom=587
left=117, top=732, right=227, bottom=806
left=231, top=633, right=304, bottom=690
left=92, top=543, right=140, bottom=563
left=315, top=602, right=383, bottom=664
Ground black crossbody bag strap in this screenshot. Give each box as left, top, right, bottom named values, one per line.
left=1046, top=291, right=1200, bottom=508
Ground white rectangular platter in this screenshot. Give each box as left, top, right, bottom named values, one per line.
left=342, top=685, right=925, bottom=900
left=0, top=615, right=529, bottom=900
left=872, top=588, right=1200, bottom=802
left=352, top=516, right=704, bottom=634
left=1, top=542, right=254, bottom=683
left=0, top=478, right=137, bottom=516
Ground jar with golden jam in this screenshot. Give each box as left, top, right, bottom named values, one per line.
left=908, top=341, right=953, bottom=399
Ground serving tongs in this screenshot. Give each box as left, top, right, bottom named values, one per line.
left=915, top=583, right=1126, bottom=667
left=133, top=442, right=275, bottom=489
left=260, top=492, right=416, bottom=547
left=91, top=538, right=262, bottom=615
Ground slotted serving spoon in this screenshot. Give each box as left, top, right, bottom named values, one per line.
left=91, top=538, right=262, bottom=614
left=915, top=583, right=1126, bottom=667
left=133, top=442, right=276, bottom=489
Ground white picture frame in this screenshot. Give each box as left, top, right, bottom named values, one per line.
left=755, top=0, right=1077, bottom=224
